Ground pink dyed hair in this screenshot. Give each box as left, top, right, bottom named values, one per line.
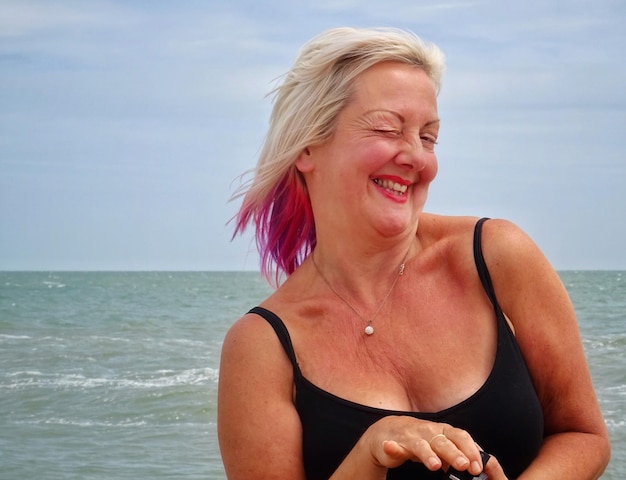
left=232, top=168, right=315, bottom=286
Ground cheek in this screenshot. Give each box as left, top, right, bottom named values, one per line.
left=420, top=154, right=439, bottom=184
left=359, top=142, right=398, bottom=170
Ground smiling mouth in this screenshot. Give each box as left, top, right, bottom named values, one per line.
left=373, top=178, right=408, bottom=195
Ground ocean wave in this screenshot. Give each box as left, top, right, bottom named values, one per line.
left=14, top=417, right=148, bottom=428
left=583, top=333, right=626, bottom=352
left=85, top=335, right=133, bottom=343
left=6, top=370, right=44, bottom=377
left=0, top=334, right=32, bottom=340
left=606, top=419, right=625, bottom=430
left=1, top=368, right=219, bottom=390
left=19, top=334, right=211, bottom=349
left=604, top=384, right=626, bottom=395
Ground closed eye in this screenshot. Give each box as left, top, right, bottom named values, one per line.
left=374, top=128, right=400, bottom=135
left=374, top=129, right=401, bottom=137
left=421, top=135, right=438, bottom=150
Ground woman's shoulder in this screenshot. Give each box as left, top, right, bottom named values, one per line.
left=419, top=213, right=480, bottom=235
left=418, top=213, right=482, bottom=248
left=418, top=214, right=538, bottom=279
left=421, top=214, right=555, bottom=298
left=420, top=213, right=527, bottom=247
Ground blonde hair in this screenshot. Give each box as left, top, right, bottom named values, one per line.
left=232, top=27, right=445, bottom=284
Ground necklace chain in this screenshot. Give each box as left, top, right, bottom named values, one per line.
left=311, top=247, right=410, bottom=336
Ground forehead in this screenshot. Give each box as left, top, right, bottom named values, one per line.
left=347, top=61, right=437, bottom=115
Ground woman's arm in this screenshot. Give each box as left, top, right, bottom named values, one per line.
left=218, top=314, right=307, bottom=479
left=484, top=219, right=611, bottom=479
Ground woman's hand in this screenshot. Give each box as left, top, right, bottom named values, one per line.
left=361, top=416, right=490, bottom=476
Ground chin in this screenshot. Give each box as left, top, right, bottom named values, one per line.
left=374, top=218, right=415, bottom=238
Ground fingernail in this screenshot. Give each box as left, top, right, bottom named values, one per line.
left=455, top=457, right=469, bottom=468
left=471, top=461, right=481, bottom=473
left=427, top=456, right=440, bottom=469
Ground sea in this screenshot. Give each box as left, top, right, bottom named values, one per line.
left=0, top=271, right=624, bottom=479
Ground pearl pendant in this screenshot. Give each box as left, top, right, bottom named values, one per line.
left=364, top=325, right=374, bottom=335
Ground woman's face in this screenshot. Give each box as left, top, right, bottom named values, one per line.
left=297, top=61, right=439, bottom=240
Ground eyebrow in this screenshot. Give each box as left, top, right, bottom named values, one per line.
left=364, top=109, right=440, bottom=126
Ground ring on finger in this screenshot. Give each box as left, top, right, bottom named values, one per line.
left=430, top=433, right=447, bottom=444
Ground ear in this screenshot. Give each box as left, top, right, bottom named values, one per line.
left=295, top=147, right=314, bottom=173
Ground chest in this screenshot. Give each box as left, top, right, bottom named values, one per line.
left=288, top=288, right=499, bottom=412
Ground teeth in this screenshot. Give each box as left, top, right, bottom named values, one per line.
left=374, top=179, right=408, bottom=194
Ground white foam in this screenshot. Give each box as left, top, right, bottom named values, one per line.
left=39, top=417, right=148, bottom=427
left=605, top=418, right=626, bottom=430
left=2, top=368, right=220, bottom=390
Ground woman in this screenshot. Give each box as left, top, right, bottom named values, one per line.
left=218, top=27, right=610, bottom=479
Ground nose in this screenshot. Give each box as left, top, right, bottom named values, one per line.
left=395, top=136, right=428, bottom=171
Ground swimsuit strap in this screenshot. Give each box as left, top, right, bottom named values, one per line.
left=473, top=217, right=501, bottom=310
left=248, top=306, right=301, bottom=378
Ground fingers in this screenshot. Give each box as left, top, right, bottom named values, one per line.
left=428, top=428, right=481, bottom=474
left=368, top=417, right=487, bottom=475
left=383, top=424, right=480, bottom=472
left=381, top=437, right=443, bottom=470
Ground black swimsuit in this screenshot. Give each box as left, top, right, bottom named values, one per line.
left=249, top=218, right=544, bottom=479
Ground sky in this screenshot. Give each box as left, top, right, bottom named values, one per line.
left=1, top=0, right=625, bottom=271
